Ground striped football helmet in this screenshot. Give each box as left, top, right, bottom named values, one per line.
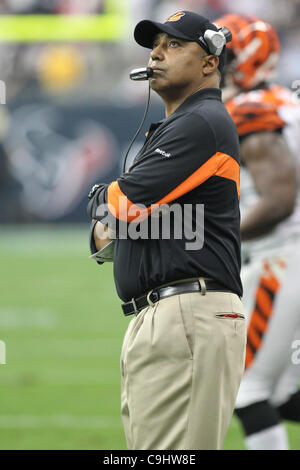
left=214, top=13, right=280, bottom=89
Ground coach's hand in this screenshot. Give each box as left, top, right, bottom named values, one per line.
left=93, top=220, right=114, bottom=251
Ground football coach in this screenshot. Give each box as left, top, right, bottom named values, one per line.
left=87, top=10, right=246, bottom=450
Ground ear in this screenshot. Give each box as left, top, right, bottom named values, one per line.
left=202, top=55, right=219, bottom=76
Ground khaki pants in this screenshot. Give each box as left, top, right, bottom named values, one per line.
left=120, top=290, right=246, bottom=450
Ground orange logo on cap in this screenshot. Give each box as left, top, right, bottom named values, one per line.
left=165, top=11, right=185, bottom=23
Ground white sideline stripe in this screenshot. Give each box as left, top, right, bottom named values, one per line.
left=0, top=370, right=120, bottom=385
left=0, top=377, right=120, bottom=386
left=0, top=228, right=88, bottom=255
left=0, top=414, right=240, bottom=431
left=0, top=415, right=122, bottom=429
left=0, top=308, right=57, bottom=329
left=5, top=338, right=122, bottom=358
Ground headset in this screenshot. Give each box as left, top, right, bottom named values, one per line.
left=124, top=26, right=231, bottom=172
left=203, top=26, right=232, bottom=56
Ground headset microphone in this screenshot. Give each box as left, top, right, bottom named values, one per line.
left=123, top=68, right=153, bottom=172
left=130, top=67, right=154, bottom=81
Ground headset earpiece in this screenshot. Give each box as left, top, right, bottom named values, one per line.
left=203, top=26, right=232, bottom=56
left=219, top=26, right=232, bottom=44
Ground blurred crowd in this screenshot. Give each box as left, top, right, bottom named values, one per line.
left=0, top=0, right=105, bottom=14
left=0, top=0, right=299, bottom=105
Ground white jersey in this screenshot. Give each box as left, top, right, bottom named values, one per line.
left=226, top=85, right=300, bottom=259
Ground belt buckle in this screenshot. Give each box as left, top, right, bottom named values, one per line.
left=146, top=289, right=155, bottom=307
left=199, top=277, right=206, bottom=295
left=147, top=289, right=159, bottom=307
left=131, top=298, right=138, bottom=316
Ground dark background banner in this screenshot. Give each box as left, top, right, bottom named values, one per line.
left=1, top=99, right=163, bottom=223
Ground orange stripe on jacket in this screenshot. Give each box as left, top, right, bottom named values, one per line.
left=107, top=152, right=240, bottom=222
left=107, top=181, right=151, bottom=222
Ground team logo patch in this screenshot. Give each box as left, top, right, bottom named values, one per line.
left=165, top=11, right=185, bottom=23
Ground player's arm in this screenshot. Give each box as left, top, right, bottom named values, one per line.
left=240, top=131, right=297, bottom=240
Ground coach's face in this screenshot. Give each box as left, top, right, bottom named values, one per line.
left=148, top=32, right=216, bottom=94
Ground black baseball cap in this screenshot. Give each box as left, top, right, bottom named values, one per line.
left=134, top=10, right=227, bottom=72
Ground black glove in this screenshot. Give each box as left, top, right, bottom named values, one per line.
left=87, top=183, right=108, bottom=219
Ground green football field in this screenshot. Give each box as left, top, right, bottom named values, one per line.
left=0, top=225, right=299, bottom=450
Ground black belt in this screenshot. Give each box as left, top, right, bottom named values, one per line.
left=122, top=279, right=233, bottom=317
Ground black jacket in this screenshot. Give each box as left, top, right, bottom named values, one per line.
left=88, top=88, right=242, bottom=301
